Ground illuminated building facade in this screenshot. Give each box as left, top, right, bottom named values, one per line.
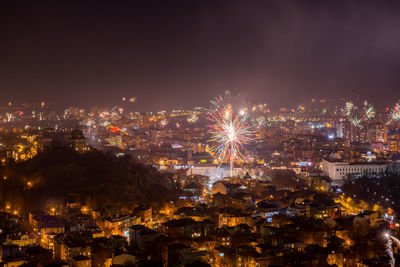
left=322, top=159, right=387, bottom=181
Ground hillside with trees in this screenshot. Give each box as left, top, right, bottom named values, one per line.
left=0, top=147, right=178, bottom=213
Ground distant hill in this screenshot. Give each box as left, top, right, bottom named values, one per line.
left=0, top=148, right=178, bottom=212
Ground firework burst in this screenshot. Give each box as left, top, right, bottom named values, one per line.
left=344, top=101, right=363, bottom=128
left=363, top=103, right=375, bottom=120
left=255, top=116, right=267, bottom=129
left=345, top=101, right=354, bottom=116
left=210, top=90, right=232, bottom=109
left=343, top=101, right=375, bottom=129
left=208, top=105, right=254, bottom=177
left=187, top=112, right=199, bottom=124
left=388, top=101, right=400, bottom=124
left=350, top=115, right=363, bottom=128
left=159, top=118, right=168, bottom=128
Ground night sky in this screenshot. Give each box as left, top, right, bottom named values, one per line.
left=1, top=1, right=400, bottom=111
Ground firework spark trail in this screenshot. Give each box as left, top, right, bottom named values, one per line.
left=210, top=90, right=231, bottom=109
left=385, top=234, right=400, bottom=267
left=208, top=104, right=254, bottom=177
left=390, top=235, right=400, bottom=246
left=350, top=116, right=363, bottom=128
left=5, top=112, right=12, bottom=122
left=385, top=234, right=395, bottom=267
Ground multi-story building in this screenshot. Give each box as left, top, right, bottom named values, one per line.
left=218, top=208, right=246, bottom=228
left=186, top=164, right=227, bottom=179
left=388, top=132, right=400, bottom=152
left=31, top=215, right=65, bottom=250
left=102, top=214, right=140, bottom=237
left=5, top=234, right=36, bottom=247
left=53, top=234, right=91, bottom=262
left=367, top=122, right=387, bottom=143
left=107, top=135, right=123, bottom=148
left=322, top=159, right=387, bottom=181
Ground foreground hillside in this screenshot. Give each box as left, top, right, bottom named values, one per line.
left=0, top=148, right=178, bottom=212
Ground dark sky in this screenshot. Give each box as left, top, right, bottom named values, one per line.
left=1, top=1, right=400, bottom=111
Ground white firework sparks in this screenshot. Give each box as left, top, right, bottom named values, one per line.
left=5, top=112, right=12, bottom=122
left=208, top=104, right=254, bottom=177
left=187, top=112, right=198, bottom=124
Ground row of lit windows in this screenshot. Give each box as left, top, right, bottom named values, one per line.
left=336, top=167, right=384, bottom=172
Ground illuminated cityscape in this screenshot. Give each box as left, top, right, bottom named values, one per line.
left=1, top=1, right=400, bottom=267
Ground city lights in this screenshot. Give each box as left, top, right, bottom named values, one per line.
left=0, top=2, right=399, bottom=266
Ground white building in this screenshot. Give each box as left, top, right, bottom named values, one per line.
left=186, top=165, right=228, bottom=179
left=322, top=159, right=387, bottom=181
left=186, top=164, right=244, bottom=180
